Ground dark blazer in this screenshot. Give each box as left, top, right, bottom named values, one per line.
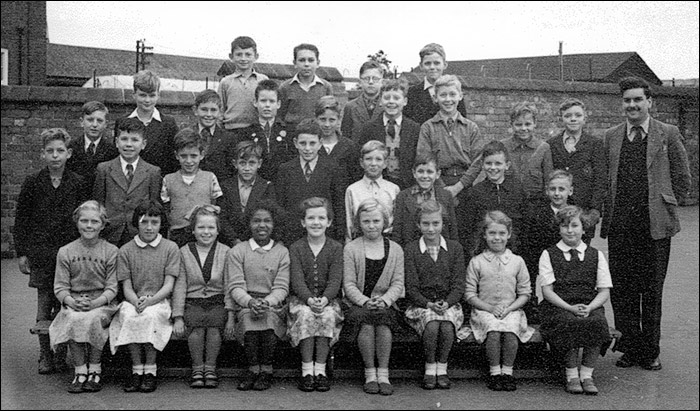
left=274, top=156, right=348, bottom=245
left=93, top=157, right=162, bottom=245
left=521, top=200, right=560, bottom=279
left=66, top=136, right=119, bottom=191
left=391, top=186, right=458, bottom=247
left=358, top=115, right=421, bottom=189
left=601, top=118, right=691, bottom=240
left=341, top=95, right=382, bottom=143
left=218, top=176, right=276, bottom=246
left=230, top=120, right=295, bottom=183
left=197, top=125, right=236, bottom=182
left=404, top=83, right=467, bottom=126
left=114, top=114, right=179, bottom=176
left=404, top=238, right=466, bottom=308
left=319, top=136, right=363, bottom=183
left=547, top=131, right=607, bottom=211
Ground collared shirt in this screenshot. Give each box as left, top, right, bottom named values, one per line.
left=322, top=140, right=338, bottom=155
left=291, top=73, right=326, bottom=92
left=537, top=240, right=613, bottom=291
left=299, top=156, right=319, bottom=173
left=501, top=136, right=552, bottom=196
left=382, top=113, right=403, bottom=174
left=198, top=124, right=216, bottom=135
left=423, top=78, right=435, bottom=99
left=119, top=156, right=140, bottom=176
left=417, top=112, right=485, bottom=175
left=562, top=132, right=581, bottom=153
left=128, top=107, right=162, bottom=125
left=410, top=185, right=435, bottom=203
left=84, top=136, right=102, bottom=152
left=218, top=70, right=269, bottom=129
left=362, top=94, right=379, bottom=115
left=344, top=175, right=400, bottom=241
left=238, top=176, right=256, bottom=210
left=626, top=117, right=650, bottom=141
left=419, top=236, right=448, bottom=262
left=134, top=233, right=163, bottom=248
left=248, top=238, right=275, bottom=252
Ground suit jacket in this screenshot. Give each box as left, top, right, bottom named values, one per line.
left=197, top=125, right=235, bottom=182
left=341, top=95, right=382, bottom=143
left=231, top=121, right=295, bottom=182
left=404, top=83, right=467, bottom=126
left=93, top=157, right=162, bottom=244
left=66, top=136, right=119, bottom=191
left=391, top=186, right=458, bottom=247
left=358, top=115, right=421, bottom=189
left=601, top=117, right=691, bottom=240
left=274, top=156, right=348, bottom=245
left=319, top=136, right=363, bottom=183
left=548, top=131, right=606, bottom=211
left=114, top=114, right=179, bottom=176
left=218, top=176, right=276, bottom=246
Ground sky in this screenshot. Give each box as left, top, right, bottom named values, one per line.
left=46, top=1, right=700, bottom=81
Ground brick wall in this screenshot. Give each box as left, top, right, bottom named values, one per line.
left=2, top=80, right=697, bottom=257
left=0, top=1, right=47, bottom=86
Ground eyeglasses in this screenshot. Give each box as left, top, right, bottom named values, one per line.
left=360, top=76, right=382, bottom=83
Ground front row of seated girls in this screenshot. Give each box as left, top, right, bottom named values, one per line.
left=49, top=195, right=610, bottom=396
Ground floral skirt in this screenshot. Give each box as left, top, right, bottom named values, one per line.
left=109, top=299, right=173, bottom=354
left=286, top=296, right=344, bottom=347
left=466, top=308, right=534, bottom=344
left=49, top=300, right=118, bottom=351
left=404, top=303, right=464, bottom=336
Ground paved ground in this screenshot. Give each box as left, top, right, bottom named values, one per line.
left=1, top=206, right=698, bottom=410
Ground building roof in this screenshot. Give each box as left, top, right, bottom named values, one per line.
left=410, top=52, right=662, bottom=86
left=46, top=43, right=343, bottom=86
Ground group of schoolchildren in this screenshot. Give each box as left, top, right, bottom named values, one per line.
left=15, top=36, right=612, bottom=398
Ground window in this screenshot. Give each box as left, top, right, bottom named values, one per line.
left=1, top=48, right=8, bottom=85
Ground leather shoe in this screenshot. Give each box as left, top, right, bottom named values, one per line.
left=363, top=380, right=379, bottom=394
left=38, top=355, right=55, bottom=375
left=123, top=373, right=142, bottom=393
left=82, top=373, right=102, bottom=392
left=436, top=374, right=451, bottom=389
left=581, top=378, right=599, bottom=395
left=487, top=375, right=503, bottom=391
left=378, top=382, right=394, bottom=395
left=501, top=374, right=517, bottom=391
left=615, top=353, right=638, bottom=368
left=140, top=373, right=157, bottom=393
left=204, top=370, right=219, bottom=388
left=566, top=377, right=584, bottom=394
left=67, top=374, right=86, bottom=393
left=237, top=371, right=258, bottom=391
left=641, top=357, right=662, bottom=371
left=253, top=372, right=272, bottom=391
left=422, top=375, right=436, bottom=390
left=298, top=374, right=315, bottom=392
left=315, top=374, right=331, bottom=392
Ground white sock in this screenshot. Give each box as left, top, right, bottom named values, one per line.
left=143, top=363, right=157, bottom=376
left=437, top=362, right=448, bottom=376
left=490, top=365, right=502, bottom=376
left=314, top=362, right=326, bottom=377
left=579, top=366, right=594, bottom=381
left=502, top=365, right=514, bottom=376
left=565, top=367, right=580, bottom=382
left=88, top=363, right=101, bottom=374
left=75, top=364, right=88, bottom=375
left=302, top=362, right=314, bottom=377
left=425, top=362, right=437, bottom=376
left=364, top=367, right=377, bottom=383
left=132, top=364, right=145, bottom=375
left=377, top=368, right=390, bottom=384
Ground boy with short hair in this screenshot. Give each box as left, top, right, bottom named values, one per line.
left=358, top=79, right=421, bottom=189
left=218, top=140, right=276, bottom=246
left=278, top=43, right=334, bottom=131
left=14, top=128, right=88, bottom=374
left=274, top=119, right=347, bottom=245
left=67, top=101, right=119, bottom=190
left=94, top=117, right=162, bottom=247
left=114, top=70, right=179, bottom=175
left=218, top=36, right=269, bottom=131
left=191, top=89, right=233, bottom=180
left=232, top=79, right=295, bottom=182
left=161, top=129, right=223, bottom=247
left=341, top=60, right=384, bottom=142
left=404, top=43, right=467, bottom=126
left=392, top=153, right=458, bottom=247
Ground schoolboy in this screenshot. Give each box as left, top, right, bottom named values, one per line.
left=218, top=140, right=276, bottom=246
left=161, top=129, right=223, bottom=247
left=277, top=43, right=333, bottom=131
left=461, top=140, right=526, bottom=257
left=315, top=95, right=363, bottom=183
left=114, top=70, right=179, bottom=175
left=66, top=101, right=119, bottom=190
left=190, top=89, right=233, bottom=181
left=232, top=79, right=296, bottom=182
left=392, top=153, right=458, bottom=247
left=341, top=60, right=384, bottom=142
left=404, top=43, right=467, bottom=126
left=358, top=79, right=421, bottom=189
left=344, top=140, right=400, bottom=242
left=94, top=117, right=162, bottom=247
left=218, top=36, right=269, bottom=131
left=547, top=98, right=606, bottom=213
left=501, top=102, right=553, bottom=201
left=274, top=119, right=347, bottom=246
left=14, top=128, right=88, bottom=374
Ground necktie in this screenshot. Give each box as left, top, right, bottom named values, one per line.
left=201, top=127, right=212, bottom=142
left=304, top=161, right=312, bottom=182
left=386, top=118, right=396, bottom=139
left=446, top=118, right=455, bottom=135
left=569, top=248, right=579, bottom=262
left=263, top=122, right=272, bottom=151
left=87, top=142, right=96, bottom=157
left=630, top=125, right=642, bottom=142
left=126, top=164, right=134, bottom=187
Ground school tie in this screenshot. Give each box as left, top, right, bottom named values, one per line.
left=125, top=163, right=134, bottom=187
left=304, top=161, right=312, bottom=182
left=263, top=122, right=272, bottom=152
left=569, top=248, right=580, bottom=262
left=86, top=142, right=96, bottom=158
left=630, top=125, right=642, bottom=143
left=386, top=118, right=396, bottom=140
left=446, top=118, right=455, bottom=136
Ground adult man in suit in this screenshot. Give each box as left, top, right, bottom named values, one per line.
left=66, top=101, right=119, bottom=190
left=602, top=77, right=691, bottom=371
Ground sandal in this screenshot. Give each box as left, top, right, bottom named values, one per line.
left=204, top=370, right=219, bottom=388
left=190, top=370, right=205, bottom=388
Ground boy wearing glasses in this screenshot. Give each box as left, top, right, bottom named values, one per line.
left=341, top=60, right=384, bottom=143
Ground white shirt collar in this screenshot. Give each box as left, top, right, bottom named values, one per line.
left=419, top=236, right=448, bottom=253
left=626, top=116, right=650, bottom=139
left=423, top=78, right=434, bottom=91
left=248, top=238, right=274, bottom=251
left=291, top=73, right=324, bottom=86
left=556, top=239, right=587, bottom=256
left=119, top=156, right=139, bottom=174
left=84, top=136, right=102, bottom=151
left=129, top=107, right=162, bottom=123
left=300, top=156, right=319, bottom=171
left=482, top=248, right=513, bottom=263
left=361, top=174, right=385, bottom=188
left=383, top=114, right=402, bottom=127
left=134, top=233, right=163, bottom=248
left=259, top=118, right=276, bottom=128
left=198, top=124, right=216, bottom=134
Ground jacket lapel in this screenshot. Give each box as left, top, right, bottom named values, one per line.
left=608, top=124, right=626, bottom=186
left=128, top=162, right=148, bottom=193
left=646, top=118, right=665, bottom=169
left=108, top=159, right=129, bottom=192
